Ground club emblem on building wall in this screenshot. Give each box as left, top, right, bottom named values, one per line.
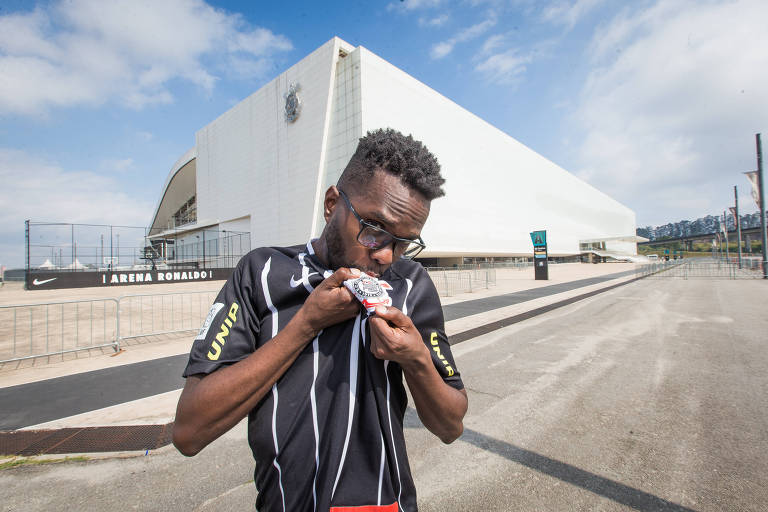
left=284, top=83, right=302, bottom=123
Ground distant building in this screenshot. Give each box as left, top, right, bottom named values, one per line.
left=148, top=37, right=638, bottom=267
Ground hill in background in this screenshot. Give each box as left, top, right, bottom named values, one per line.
left=637, top=212, right=764, bottom=241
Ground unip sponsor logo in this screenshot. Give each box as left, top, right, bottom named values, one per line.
left=207, top=302, right=239, bottom=361
left=430, top=332, right=454, bottom=377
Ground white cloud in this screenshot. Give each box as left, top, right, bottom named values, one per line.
left=481, top=34, right=506, bottom=54
left=573, top=0, right=768, bottom=224
left=430, top=16, right=497, bottom=59
left=431, top=42, right=455, bottom=60
left=476, top=48, right=531, bottom=84
left=419, top=14, right=450, bottom=27
left=542, top=0, right=606, bottom=29
left=0, top=0, right=292, bottom=116
left=102, top=158, right=134, bottom=173
left=388, top=0, right=445, bottom=11
left=0, top=148, right=154, bottom=266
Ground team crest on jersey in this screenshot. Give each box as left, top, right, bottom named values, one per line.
left=196, top=303, right=224, bottom=340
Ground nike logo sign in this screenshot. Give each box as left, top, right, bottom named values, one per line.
left=32, top=277, right=57, bottom=286
left=290, top=272, right=318, bottom=288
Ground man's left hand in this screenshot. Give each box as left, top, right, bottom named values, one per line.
left=368, top=306, right=429, bottom=368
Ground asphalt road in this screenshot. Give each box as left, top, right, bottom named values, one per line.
left=2, top=278, right=767, bottom=511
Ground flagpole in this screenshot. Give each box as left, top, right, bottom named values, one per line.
left=734, top=186, right=742, bottom=269
left=757, top=133, right=768, bottom=279
left=723, top=211, right=730, bottom=262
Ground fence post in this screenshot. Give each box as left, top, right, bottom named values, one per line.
left=115, top=297, right=121, bottom=352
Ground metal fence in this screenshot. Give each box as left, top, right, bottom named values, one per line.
left=636, top=258, right=764, bottom=280
left=0, top=268, right=500, bottom=363
left=0, top=291, right=220, bottom=364
left=118, top=291, right=218, bottom=340
left=445, top=261, right=532, bottom=271
left=427, top=267, right=497, bottom=296
left=0, top=298, right=119, bottom=363
left=25, top=220, right=250, bottom=273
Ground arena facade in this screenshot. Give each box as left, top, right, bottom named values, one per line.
left=149, top=37, right=639, bottom=266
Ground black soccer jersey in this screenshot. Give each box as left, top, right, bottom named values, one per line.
left=184, top=241, right=463, bottom=512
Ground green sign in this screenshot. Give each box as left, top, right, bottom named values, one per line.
left=530, top=230, right=547, bottom=247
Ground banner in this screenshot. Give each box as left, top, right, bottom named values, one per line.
left=26, top=268, right=235, bottom=290
left=729, top=207, right=739, bottom=230
left=744, top=171, right=760, bottom=209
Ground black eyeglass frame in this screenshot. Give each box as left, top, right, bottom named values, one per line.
left=337, top=189, right=426, bottom=260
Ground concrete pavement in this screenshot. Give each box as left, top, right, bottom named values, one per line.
left=414, top=278, right=768, bottom=511
left=1, top=276, right=767, bottom=510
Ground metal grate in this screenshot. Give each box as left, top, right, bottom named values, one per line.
left=0, top=423, right=173, bottom=455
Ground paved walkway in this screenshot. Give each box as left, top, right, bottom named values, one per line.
left=0, top=264, right=638, bottom=431
left=3, top=277, right=767, bottom=511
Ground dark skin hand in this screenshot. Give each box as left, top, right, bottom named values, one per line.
left=173, top=267, right=361, bottom=456
left=175, top=172, right=467, bottom=454
left=368, top=305, right=467, bottom=443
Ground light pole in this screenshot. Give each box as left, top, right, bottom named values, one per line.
left=757, top=134, right=768, bottom=279
left=222, top=230, right=227, bottom=267
left=734, top=185, right=742, bottom=269
left=722, top=211, right=729, bottom=263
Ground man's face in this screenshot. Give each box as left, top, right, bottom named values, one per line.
left=323, top=170, right=430, bottom=277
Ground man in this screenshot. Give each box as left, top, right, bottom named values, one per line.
left=173, top=128, right=467, bottom=511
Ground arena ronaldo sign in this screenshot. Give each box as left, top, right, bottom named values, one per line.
left=26, top=268, right=235, bottom=290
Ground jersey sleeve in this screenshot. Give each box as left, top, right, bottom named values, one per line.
left=405, top=267, right=464, bottom=391
left=183, top=259, right=261, bottom=377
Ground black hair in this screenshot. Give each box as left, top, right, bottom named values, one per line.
left=337, top=128, right=445, bottom=200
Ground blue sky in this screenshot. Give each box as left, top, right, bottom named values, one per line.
left=1, top=0, right=767, bottom=267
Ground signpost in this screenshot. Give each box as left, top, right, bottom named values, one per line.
left=530, top=230, right=548, bottom=280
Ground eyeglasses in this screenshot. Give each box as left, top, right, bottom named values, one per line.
left=338, top=189, right=426, bottom=260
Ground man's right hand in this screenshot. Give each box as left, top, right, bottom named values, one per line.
left=295, top=267, right=362, bottom=337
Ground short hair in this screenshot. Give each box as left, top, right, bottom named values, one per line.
left=338, top=128, right=445, bottom=200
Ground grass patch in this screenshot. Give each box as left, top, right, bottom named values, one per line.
left=0, top=456, right=89, bottom=470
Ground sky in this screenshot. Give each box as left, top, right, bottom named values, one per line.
left=1, top=0, right=767, bottom=267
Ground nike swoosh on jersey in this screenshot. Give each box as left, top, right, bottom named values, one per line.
left=290, top=272, right=318, bottom=288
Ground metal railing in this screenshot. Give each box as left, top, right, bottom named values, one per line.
left=636, top=258, right=763, bottom=280
left=427, top=267, right=497, bottom=297
left=117, top=291, right=218, bottom=340
left=0, top=291, right=220, bottom=364
left=1, top=266, right=506, bottom=363
left=0, top=298, right=119, bottom=363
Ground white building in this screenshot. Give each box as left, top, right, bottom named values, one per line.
left=148, top=37, right=639, bottom=266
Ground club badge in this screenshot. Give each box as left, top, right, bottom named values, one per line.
left=284, top=83, right=302, bottom=123
left=344, top=275, right=393, bottom=315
